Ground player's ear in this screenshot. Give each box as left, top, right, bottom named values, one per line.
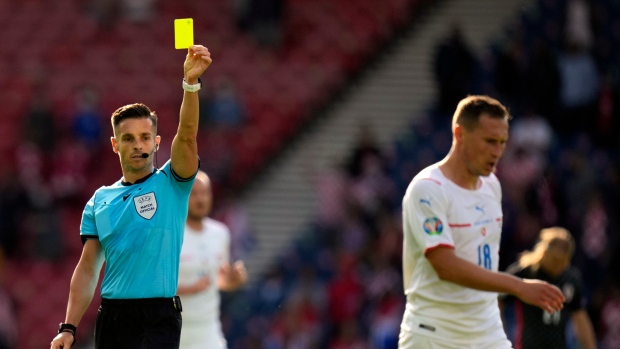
left=454, top=123, right=463, bottom=143
left=156, top=135, right=161, bottom=151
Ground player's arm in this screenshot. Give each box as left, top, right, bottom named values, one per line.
left=50, top=239, right=105, bottom=349
left=176, top=276, right=211, bottom=295
left=170, top=45, right=212, bottom=178
left=218, top=261, right=247, bottom=291
left=426, top=247, right=565, bottom=313
left=570, top=309, right=597, bottom=349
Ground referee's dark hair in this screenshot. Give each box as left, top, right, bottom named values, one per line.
left=111, top=103, right=158, bottom=134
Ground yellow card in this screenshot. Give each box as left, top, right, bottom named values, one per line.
left=174, top=18, right=194, bottom=49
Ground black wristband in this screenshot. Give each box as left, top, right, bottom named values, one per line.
left=58, top=323, right=77, bottom=345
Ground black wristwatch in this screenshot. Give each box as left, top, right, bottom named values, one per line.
left=58, top=323, right=77, bottom=344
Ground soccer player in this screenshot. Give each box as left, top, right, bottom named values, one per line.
left=49, top=44, right=212, bottom=349
left=177, top=171, right=247, bottom=349
left=500, top=227, right=597, bottom=349
left=398, top=95, right=565, bottom=349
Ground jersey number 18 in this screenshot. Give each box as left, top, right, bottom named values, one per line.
left=478, top=244, right=492, bottom=270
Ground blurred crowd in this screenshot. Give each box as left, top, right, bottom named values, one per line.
left=218, top=0, right=620, bottom=348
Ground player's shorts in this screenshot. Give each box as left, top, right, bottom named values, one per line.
left=180, top=320, right=227, bottom=349
left=398, top=329, right=513, bottom=349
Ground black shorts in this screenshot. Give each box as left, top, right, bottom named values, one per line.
left=95, top=297, right=182, bottom=349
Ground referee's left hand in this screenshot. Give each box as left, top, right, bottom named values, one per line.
left=183, top=45, right=212, bottom=83
left=50, top=331, right=74, bottom=349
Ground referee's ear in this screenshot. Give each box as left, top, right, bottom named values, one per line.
left=111, top=136, right=119, bottom=153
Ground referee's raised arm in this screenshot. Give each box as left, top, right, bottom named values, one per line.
left=171, top=44, right=212, bottom=178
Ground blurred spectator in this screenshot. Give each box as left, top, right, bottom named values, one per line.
left=0, top=248, right=17, bottom=349
left=368, top=289, right=403, bottom=349
left=22, top=89, right=56, bottom=155
left=579, top=189, right=610, bottom=299
left=86, top=0, right=121, bottom=28
left=563, top=0, right=595, bottom=49
left=265, top=292, right=322, bottom=349
left=433, top=23, right=476, bottom=113
left=13, top=143, right=63, bottom=260
left=71, top=86, right=103, bottom=149
left=351, top=149, right=395, bottom=209
left=0, top=165, right=29, bottom=258
left=200, top=131, right=237, bottom=188
left=87, top=0, right=155, bottom=27
left=49, top=138, right=89, bottom=204
left=347, top=122, right=386, bottom=179
left=305, top=158, right=349, bottom=235
left=213, top=189, right=256, bottom=261
left=206, top=79, right=246, bottom=131
left=245, top=0, right=285, bottom=48
left=328, top=320, right=367, bottom=349
left=557, top=40, right=599, bottom=134
left=595, top=71, right=620, bottom=147
left=121, top=0, right=157, bottom=22
left=562, top=141, right=598, bottom=231
left=509, top=108, right=554, bottom=169
left=233, top=0, right=252, bottom=30
left=598, top=283, right=620, bottom=349
left=327, top=254, right=364, bottom=327
left=494, top=36, right=525, bottom=103
left=523, top=39, right=561, bottom=123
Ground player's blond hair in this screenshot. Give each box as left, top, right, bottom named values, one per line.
left=452, top=95, right=511, bottom=132
left=518, top=227, right=575, bottom=270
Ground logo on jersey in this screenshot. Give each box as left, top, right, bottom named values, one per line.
left=423, top=217, right=443, bottom=235
left=134, top=192, right=157, bottom=220
left=419, top=197, right=432, bottom=207
left=562, top=283, right=575, bottom=303
left=475, top=205, right=485, bottom=213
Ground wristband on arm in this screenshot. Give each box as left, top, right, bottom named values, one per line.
left=58, top=323, right=77, bottom=345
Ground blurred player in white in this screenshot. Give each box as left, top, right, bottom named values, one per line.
left=398, top=95, right=565, bottom=349
left=177, top=171, right=247, bottom=349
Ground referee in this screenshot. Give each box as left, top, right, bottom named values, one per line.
left=50, top=44, right=212, bottom=349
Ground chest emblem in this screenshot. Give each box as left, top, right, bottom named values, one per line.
left=134, top=192, right=157, bottom=220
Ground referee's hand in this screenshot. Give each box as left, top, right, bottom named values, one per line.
left=50, top=332, right=74, bottom=349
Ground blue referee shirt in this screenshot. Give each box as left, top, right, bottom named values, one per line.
left=80, top=159, right=197, bottom=299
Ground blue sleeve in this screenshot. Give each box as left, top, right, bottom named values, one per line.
left=164, top=158, right=200, bottom=193
left=80, top=192, right=99, bottom=244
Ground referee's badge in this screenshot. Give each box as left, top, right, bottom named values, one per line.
left=134, top=192, right=158, bottom=220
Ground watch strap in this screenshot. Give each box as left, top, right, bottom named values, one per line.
left=182, top=78, right=202, bottom=92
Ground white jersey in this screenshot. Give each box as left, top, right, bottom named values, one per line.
left=178, top=218, right=230, bottom=348
left=400, top=164, right=510, bottom=347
